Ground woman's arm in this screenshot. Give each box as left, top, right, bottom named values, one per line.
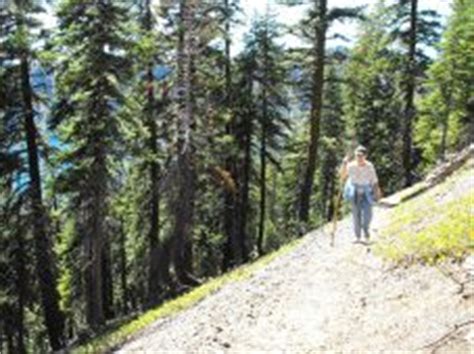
left=370, top=163, right=382, bottom=200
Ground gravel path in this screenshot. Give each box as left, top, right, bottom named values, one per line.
left=116, top=171, right=474, bottom=353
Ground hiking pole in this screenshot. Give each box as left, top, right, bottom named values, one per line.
left=330, top=180, right=343, bottom=247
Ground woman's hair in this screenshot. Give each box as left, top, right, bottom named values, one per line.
left=355, top=145, right=367, bottom=155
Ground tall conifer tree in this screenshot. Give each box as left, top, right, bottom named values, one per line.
left=53, top=0, right=131, bottom=328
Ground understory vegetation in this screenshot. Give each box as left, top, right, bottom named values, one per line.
left=1, top=0, right=472, bottom=352
left=376, top=161, right=474, bottom=265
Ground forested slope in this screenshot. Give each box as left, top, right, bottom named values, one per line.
left=104, top=149, right=473, bottom=353
left=1, top=1, right=472, bottom=353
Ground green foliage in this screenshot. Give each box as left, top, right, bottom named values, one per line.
left=228, top=11, right=294, bottom=255
left=243, top=12, right=290, bottom=154
left=317, top=63, right=346, bottom=221
left=1, top=0, right=473, bottom=352
left=50, top=0, right=135, bottom=335
left=344, top=2, right=405, bottom=194
left=375, top=166, right=474, bottom=265
left=415, top=0, right=474, bottom=168
left=55, top=217, right=83, bottom=320
left=0, top=1, right=62, bottom=352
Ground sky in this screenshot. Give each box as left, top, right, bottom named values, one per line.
left=232, top=0, right=454, bottom=55
left=37, top=0, right=454, bottom=56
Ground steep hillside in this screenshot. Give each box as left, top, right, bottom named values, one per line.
left=375, top=156, right=473, bottom=266
left=78, top=153, right=473, bottom=353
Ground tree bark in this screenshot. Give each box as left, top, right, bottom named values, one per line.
left=159, top=236, right=173, bottom=289
left=20, top=55, right=65, bottom=350
left=83, top=75, right=109, bottom=328
left=239, top=65, right=253, bottom=262
left=143, top=0, right=162, bottom=307
left=239, top=107, right=251, bottom=262
left=439, top=82, right=452, bottom=161
left=14, top=227, right=26, bottom=354
left=257, top=24, right=270, bottom=256
left=4, top=307, right=15, bottom=354
left=118, top=219, right=129, bottom=314
left=235, top=56, right=254, bottom=262
left=222, top=0, right=242, bottom=271
left=298, top=0, right=328, bottom=224
left=101, top=238, right=114, bottom=319
left=172, top=0, right=199, bottom=287
left=257, top=103, right=267, bottom=256
left=83, top=152, right=106, bottom=329
left=402, top=0, right=418, bottom=186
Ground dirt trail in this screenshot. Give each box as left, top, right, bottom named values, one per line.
left=116, top=174, right=473, bottom=353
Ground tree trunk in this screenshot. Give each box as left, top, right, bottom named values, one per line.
left=4, top=307, right=15, bottom=354
left=172, top=0, right=199, bottom=287
left=257, top=108, right=267, bottom=256
left=402, top=0, right=418, bottom=186
left=83, top=157, right=106, bottom=329
left=118, top=219, right=129, bottom=314
left=439, top=83, right=452, bottom=161
left=240, top=121, right=251, bottom=262
left=298, top=0, right=328, bottom=224
left=20, top=55, right=65, bottom=350
left=159, top=236, right=173, bottom=290
left=143, top=0, right=162, bottom=307
left=222, top=0, right=242, bottom=271
left=14, top=229, right=26, bottom=354
left=239, top=68, right=253, bottom=262
left=83, top=89, right=107, bottom=328
left=270, top=168, right=277, bottom=222
left=101, top=238, right=114, bottom=319
left=236, top=62, right=254, bottom=262
left=257, top=28, right=269, bottom=256
left=440, top=115, right=448, bottom=161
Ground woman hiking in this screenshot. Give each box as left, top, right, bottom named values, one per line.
left=340, top=145, right=382, bottom=243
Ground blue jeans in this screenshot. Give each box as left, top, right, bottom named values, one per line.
left=351, top=188, right=372, bottom=239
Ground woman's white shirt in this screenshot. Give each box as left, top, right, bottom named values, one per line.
left=347, top=160, right=378, bottom=185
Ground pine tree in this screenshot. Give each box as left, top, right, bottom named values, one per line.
left=402, top=0, right=418, bottom=186
left=140, top=0, right=163, bottom=307
left=0, top=1, right=65, bottom=350
left=1, top=7, right=27, bottom=352
left=220, top=0, right=246, bottom=271
left=278, top=0, right=364, bottom=225
left=53, top=0, right=131, bottom=329
left=390, top=0, right=441, bottom=185
left=124, top=0, right=171, bottom=308
left=318, top=63, right=346, bottom=221
left=0, top=0, right=466, bottom=350
left=344, top=2, right=406, bottom=194
left=170, top=0, right=200, bottom=287
left=231, top=49, right=257, bottom=263
left=297, top=0, right=328, bottom=224
left=415, top=0, right=474, bottom=166
left=240, top=13, right=289, bottom=255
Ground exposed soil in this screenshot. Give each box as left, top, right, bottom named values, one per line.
left=116, top=170, right=474, bottom=353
